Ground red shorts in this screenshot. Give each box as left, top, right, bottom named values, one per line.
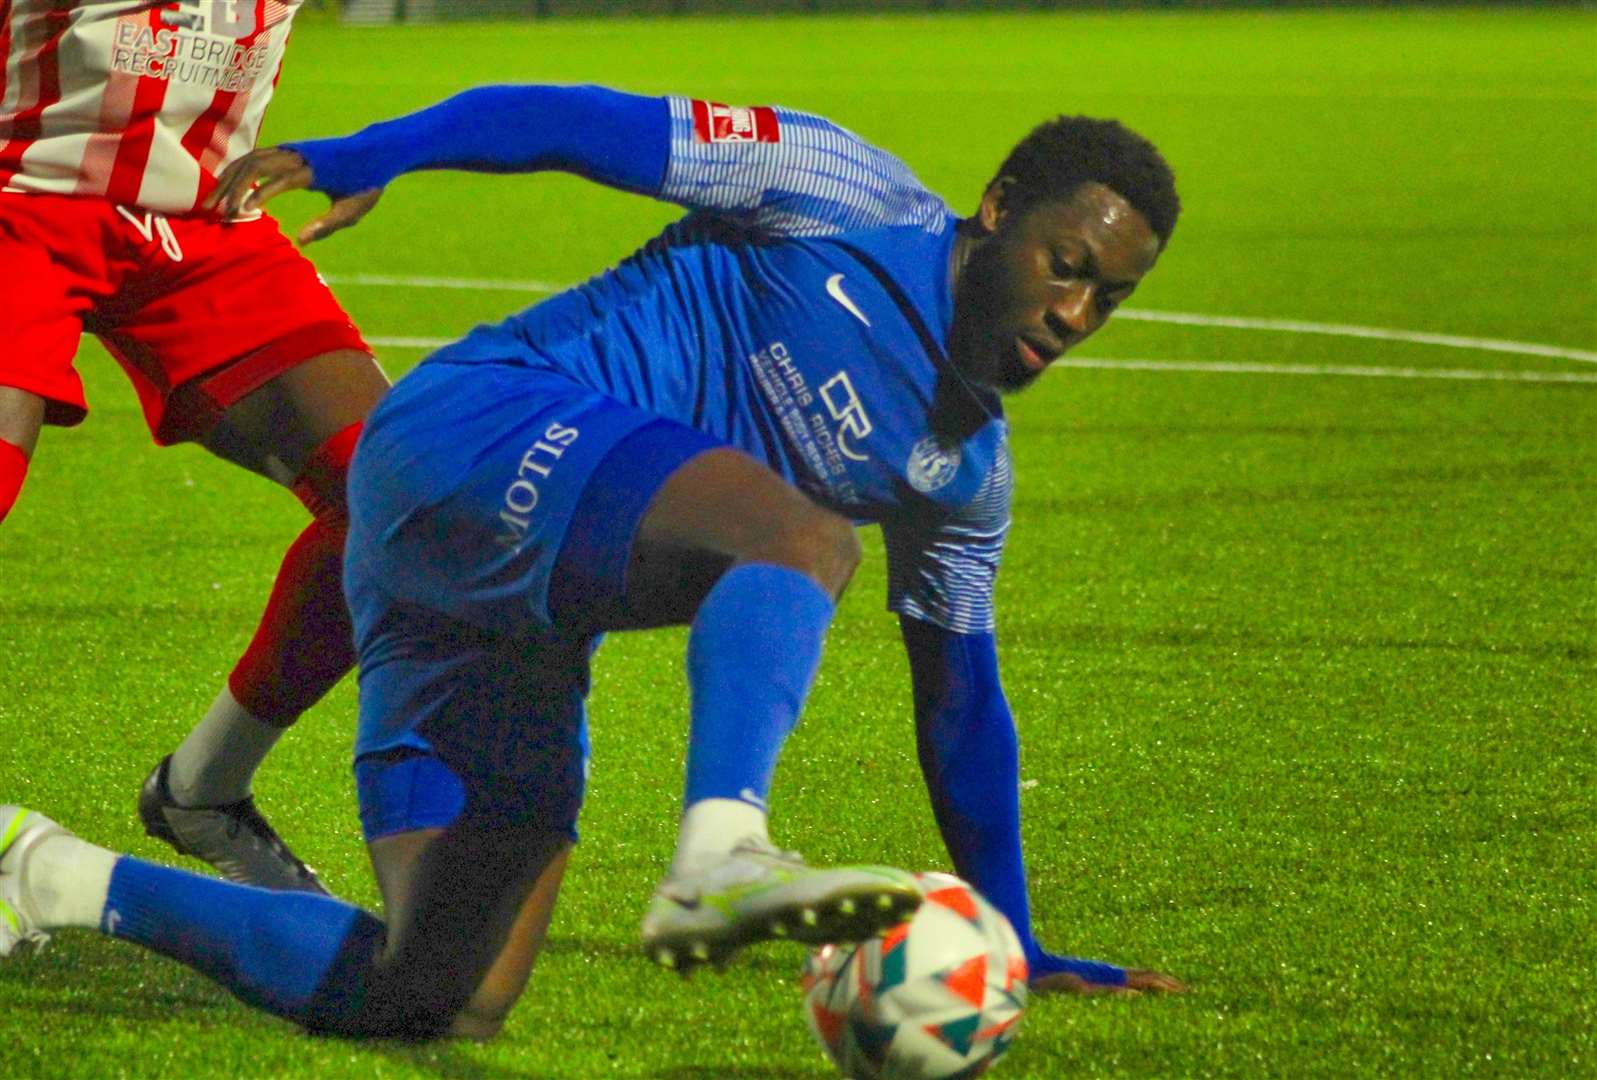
left=0, top=192, right=369, bottom=445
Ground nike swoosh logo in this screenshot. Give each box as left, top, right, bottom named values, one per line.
left=826, top=273, right=871, bottom=327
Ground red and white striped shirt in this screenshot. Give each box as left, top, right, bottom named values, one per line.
left=0, top=0, right=297, bottom=214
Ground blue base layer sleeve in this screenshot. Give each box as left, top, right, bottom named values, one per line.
left=103, top=856, right=386, bottom=1026
left=684, top=563, right=835, bottom=809
left=285, top=84, right=670, bottom=201
left=899, top=615, right=1128, bottom=989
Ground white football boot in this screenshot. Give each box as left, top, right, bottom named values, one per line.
left=0, top=806, right=68, bottom=957
left=640, top=836, right=922, bottom=974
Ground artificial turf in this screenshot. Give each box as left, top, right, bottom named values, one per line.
left=1, top=6, right=1593, bottom=1077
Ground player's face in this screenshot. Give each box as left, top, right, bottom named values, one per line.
left=951, top=181, right=1161, bottom=394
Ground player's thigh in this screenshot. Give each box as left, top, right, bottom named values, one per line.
left=201, top=347, right=390, bottom=481
left=613, top=447, right=862, bottom=623
left=545, top=428, right=861, bottom=631
left=636, top=447, right=859, bottom=575
left=100, top=211, right=381, bottom=468
left=367, top=822, right=571, bottom=1039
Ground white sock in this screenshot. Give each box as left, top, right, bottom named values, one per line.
left=166, top=685, right=286, bottom=806
left=669, top=798, right=770, bottom=878
left=28, top=834, right=117, bottom=931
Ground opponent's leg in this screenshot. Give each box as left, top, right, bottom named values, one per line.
left=1, top=804, right=568, bottom=1041
left=336, top=603, right=592, bottom=1037
left=140, top=350, right=388, bottom=892
left=0, top=387, right=44, bottom=523
left=1, top=200, right=94, bottom=525
left=556, top=443, right=918, bottom=970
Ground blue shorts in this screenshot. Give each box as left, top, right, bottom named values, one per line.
left=345, top=359, right=721, bottom=840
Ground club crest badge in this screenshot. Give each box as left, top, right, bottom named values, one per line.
left=907, top=436, right=960, bottom=494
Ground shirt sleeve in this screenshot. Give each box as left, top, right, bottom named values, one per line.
left=285, top=85, right=671, bottom=201
left=659, top=96, right=951, bottom=237
left=883, top=440, right=1012, bottom=635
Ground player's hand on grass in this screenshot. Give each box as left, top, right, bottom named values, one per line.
left=1028, top=949, right=1188, bottom=996
left=204, top=147, right=383, bottom=245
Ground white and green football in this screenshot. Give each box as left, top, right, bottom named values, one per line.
left=802, top=872, right=1028, bottom=1079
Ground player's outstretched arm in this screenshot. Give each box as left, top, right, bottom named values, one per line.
left=206, top=85, right=670, bottom=242
left=898, top=614, right=1187, bottom=996
left=212, top=84, right=937, bottom=244
left=206, top=86, right=668, bottom=243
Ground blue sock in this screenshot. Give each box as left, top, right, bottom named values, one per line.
left=683, top=563, right=835, bottom=809
left=103, top=857, right=386, bottom=1028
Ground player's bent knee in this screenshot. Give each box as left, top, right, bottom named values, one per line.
left=776, top=507, right=861, bottom=598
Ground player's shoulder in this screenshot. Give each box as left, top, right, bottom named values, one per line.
left=663, top=95, right=955, bottom=236
left=825, top=213, right=961, bottom=255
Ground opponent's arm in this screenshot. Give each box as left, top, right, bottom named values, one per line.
left=204, top=85, right=670, bottom=241
left=899, top=614, right=1185, bottom=995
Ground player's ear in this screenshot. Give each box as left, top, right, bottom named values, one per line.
left=975, top=177, right=1016, bottom=235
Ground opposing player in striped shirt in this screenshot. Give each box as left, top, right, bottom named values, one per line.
left=1, top=84, right=1185, bottom=1040
left=0, top=0, right=387, bottom=891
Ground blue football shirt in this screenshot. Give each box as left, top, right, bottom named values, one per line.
left=427, top=97, right=1011, bottom=635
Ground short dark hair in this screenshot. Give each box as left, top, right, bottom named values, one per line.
left=993, top=116, right=1180, bottom=248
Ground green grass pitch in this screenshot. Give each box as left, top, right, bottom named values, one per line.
left=2, top=7, right=1593, bottom=1076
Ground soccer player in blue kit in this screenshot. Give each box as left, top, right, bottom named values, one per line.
left=0, top=84, right=1184, bottom=1040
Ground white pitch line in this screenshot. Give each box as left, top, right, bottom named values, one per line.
left=324, top=272, right=563, bottom=293
left=1113, top=309, right=1597, bottom=365
left=1050, top=358, right=1597, bottom=385
left=330, top=271, right=1597, bottom=365
left=367, top=335, right=452, bottom=349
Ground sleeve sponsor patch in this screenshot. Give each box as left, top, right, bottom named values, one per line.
left=690, top=100, right=781, bottom=144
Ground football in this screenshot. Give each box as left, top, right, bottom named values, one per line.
left=802, top=873, right=1028, bottom=1079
